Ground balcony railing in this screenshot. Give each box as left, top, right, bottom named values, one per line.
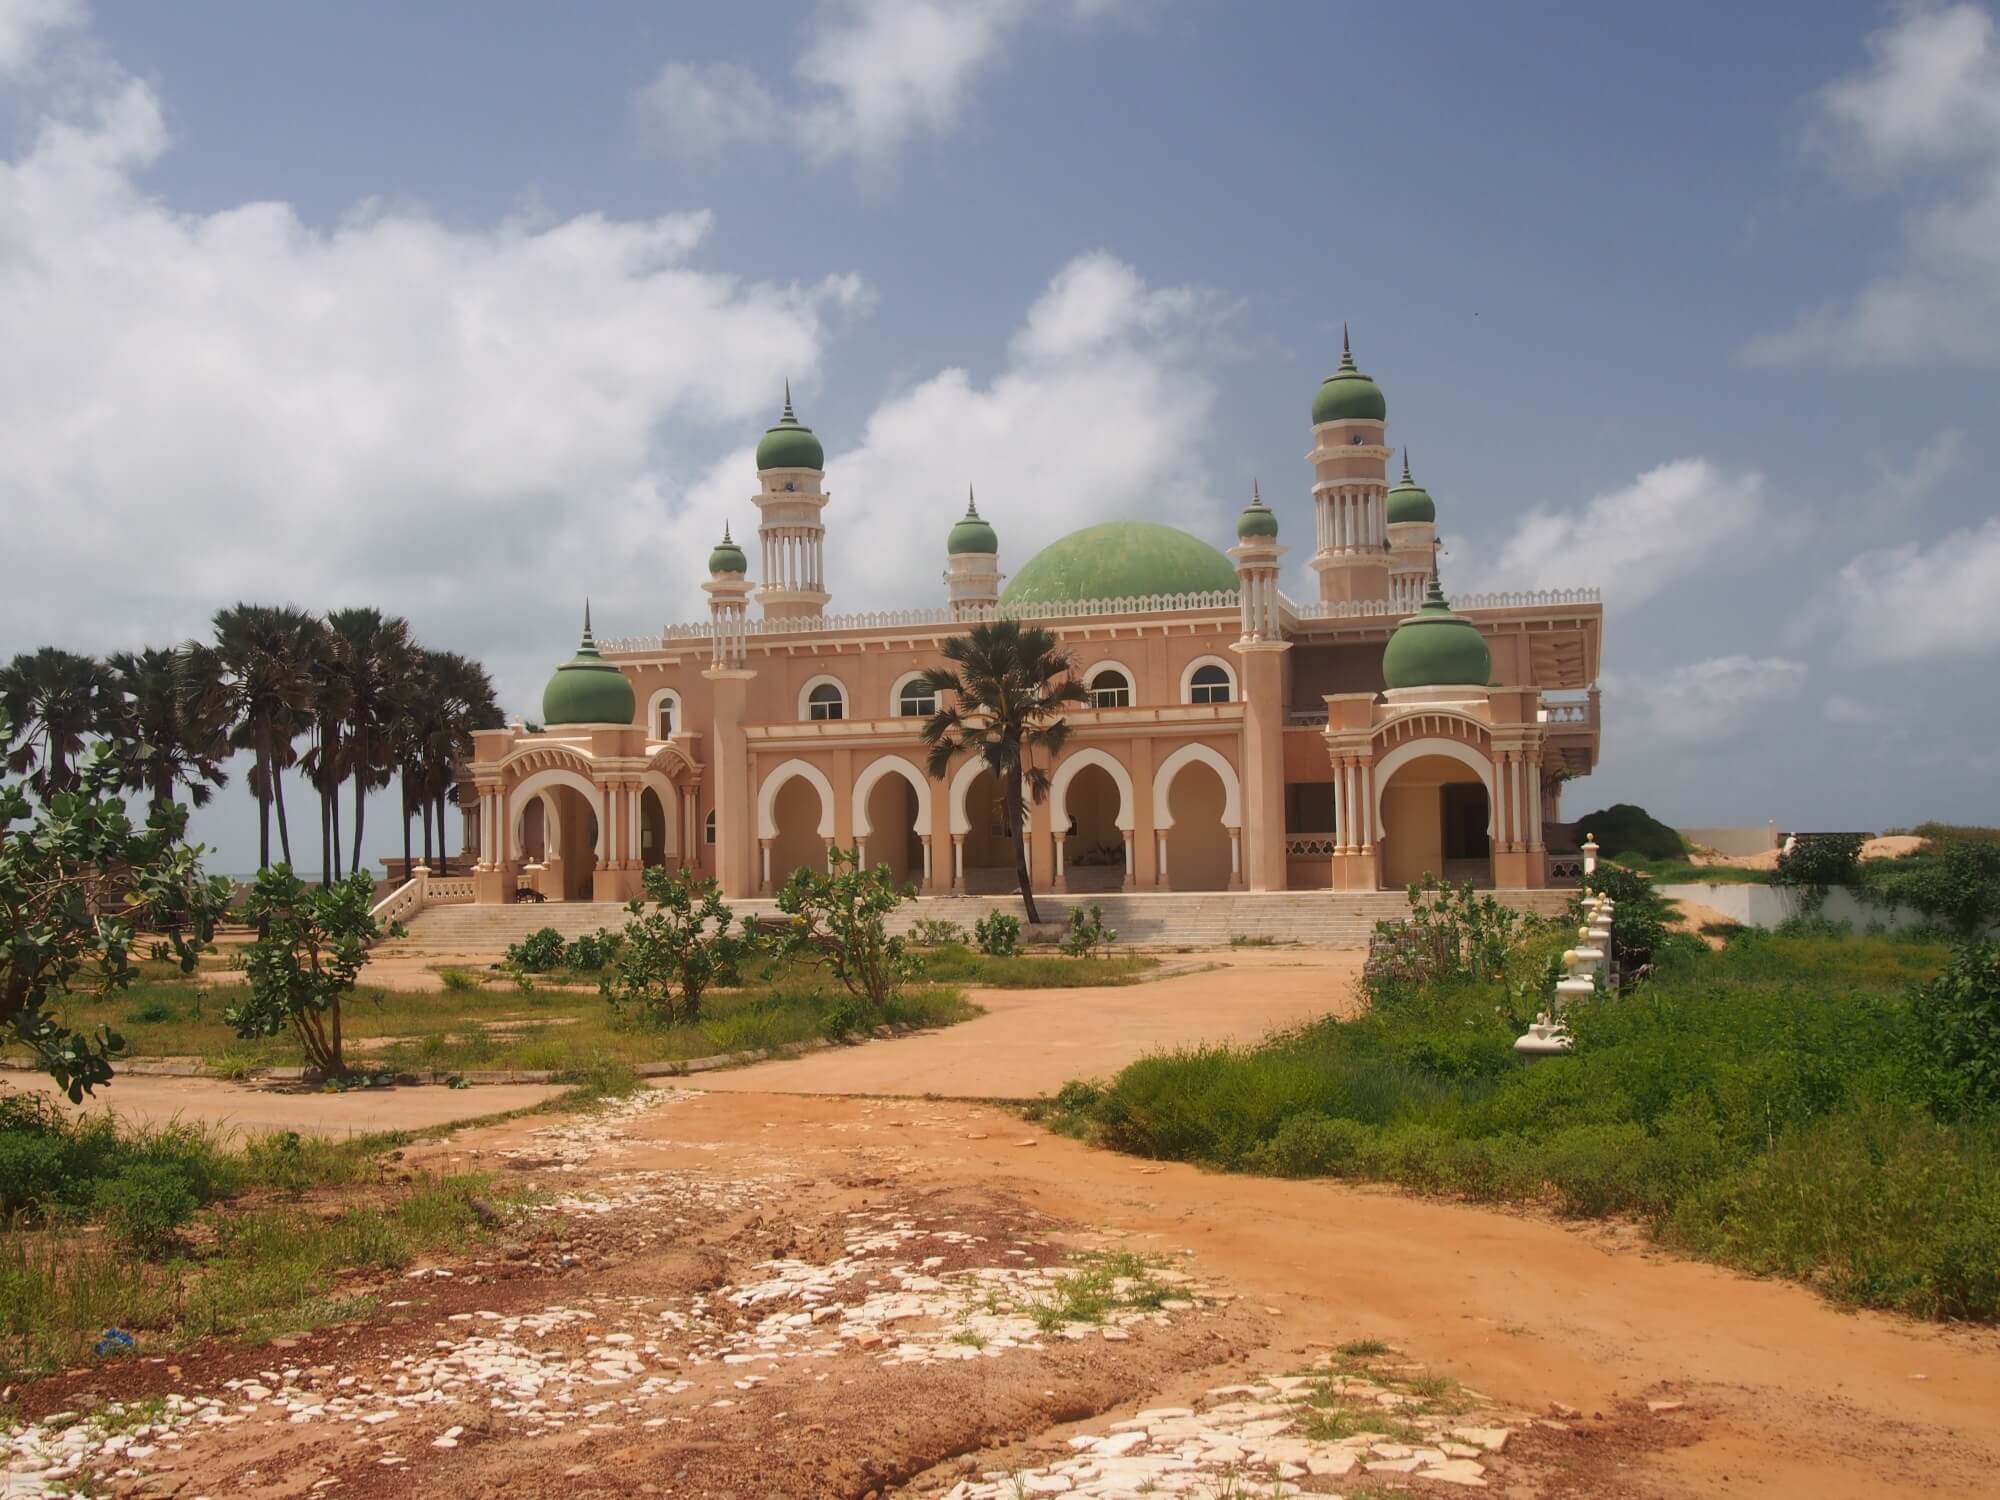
left=1284, top=834, right=1337, bottom=857
left=1538, top=692, right=1599, bottom=729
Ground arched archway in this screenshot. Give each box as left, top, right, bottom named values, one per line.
left=757, top=759, right=835, bottom=891
left=951, top=760, right=1017, bottom=893
left=853, top=756, right=930, bottom=886
left=507, top=766, right=605, bottom=900
left=1153, top=743, right=1242, bottom=892
left=1376, top=746, right=1494, bottom=890
left=1051, top=749, right=1133, bottom=891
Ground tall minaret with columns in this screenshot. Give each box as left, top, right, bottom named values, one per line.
left=1306, top=328, right=1393, bottom=606
left=1229, top=479, right=1291, bottom=892
left=702, top=524, right=752, bottom=669
left=1384, top=452, right=1439, bottom=613
left=752, top=385, right=830, bottom=621
left=943, top=487, right=1002, bottom=619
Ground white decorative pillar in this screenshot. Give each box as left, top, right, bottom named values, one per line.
left=1155, top=831, right=1170, bottom=887
left=1121, top=829, right=1135, bottom=889
left=920, top=835, right=933, bottom=890
left=1054, top=838, right=1066, bottom=883
left=760, top=839, right=772, bottom=891
left=1333, top=760, right=1349, bottom=854
left=1228, top=827, right=1243, bottom=885
left=952, top=835, right=965, bottom=888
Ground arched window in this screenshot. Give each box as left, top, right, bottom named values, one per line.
left=658, top=702, right=674, bottom=736
left=704, top=809, right=716, bottom=845
left=1189, top=663, right=1232, bottom=704
left=808, top=682, right=845, bottom=721
left=898, top=679, right=936, bottom=717
left=1088, top=668, right=1131, bottom=709
left=647, top=688, right=682, bottom=740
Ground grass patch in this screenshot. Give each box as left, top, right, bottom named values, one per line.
left=912, top=943, right=1158, bottom=988
left=1015, top=1250, right=1177, bottom=1331
left=1047, top=929, right=2000, bottom=1322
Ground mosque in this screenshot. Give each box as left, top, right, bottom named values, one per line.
left=460, top=335, right=1604, bottom=903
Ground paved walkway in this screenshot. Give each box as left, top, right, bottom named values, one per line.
left=696, top=947, right=1365, bottom=1098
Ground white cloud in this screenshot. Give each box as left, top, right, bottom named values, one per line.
left=1605, top=656, right=1808, bottom=745
left=1457, top=458, right=1765, bottom=610
left=1747, top=3, right=2000, bottom=365
left=0, top=0, right=79, bottom=74
left=1822, top=693, right=1888, bottom=727
left=1819, top=512, right=2000, bottom=662
left=1854, top=427, right=1965, bottom=524
left=673, top=251, right=1224, bottom=619
left=632, top=62, right=780, bottom=160
left=637, top=0, right=1129, bottom=170
left=0, top=42, right=869, bottom=720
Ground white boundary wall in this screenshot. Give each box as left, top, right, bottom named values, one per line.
left=1660, top=883, right=1981, bottom=934
left=1676, top=824, right=1781, bottom=857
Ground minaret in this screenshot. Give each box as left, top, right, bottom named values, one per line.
left=1306, top=326, right=1393, bottom=606
left=1228, top=479, right=1284, bottom=642
left=943, top=486, right=1002, bottom=619
left=751, top=384, right=830, bottom=622
left=703, top=523, right=752, bottom=669
left=1385, top=451, right=1439, bottom=613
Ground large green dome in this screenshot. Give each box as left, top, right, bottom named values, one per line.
left=1001, top=521, right=1239, bottom=605
left=1386, top=454, right=1436, bottom=525
left=755, top=388, right=824, bottom=472
left=1382, top=578, right=1492, bottom=691
left=947, top=491, right=999, bottom=555
left=1311, top=330, right=1386, bottom=426
left=541, top=608, right=637, bottom=726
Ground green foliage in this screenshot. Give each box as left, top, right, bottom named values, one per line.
left=434, top=965, right=484, bottom=992
left=1859, top=833, right=2000, bottom=937
left=1568, top=803, right=1687, bottom=862
left=562, top=928, right=623, bottom=972
left=916, top=944, right=1155, bottom=988
left=776, top=848, right=918, bottom=1007
left=1061, top=903, right=1117, bottom=958
left=1580, top=861, right=1680, bottom=973
left=1364, top=877, right=1560, bottom=1021
left=0, top=722, right=232, bottom=1100
left=910, top=917, right=968, bottom=947
left=1775, top=833, right=1865, bottom=916
left=227, top=867, right=379, bottom=1077
left=1052, top=928, right=2000, bottom=1320
left=601, top=866, right=756, bottom=1027
left=504, top=926, right=568, bottom=973
left=974, top=910, right=1022, bottom=957
left=94, top=1163, right=200, bottom=1257
left=1908, top=941, right=2000, bottom=1118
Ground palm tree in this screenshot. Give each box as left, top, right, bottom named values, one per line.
left=396, top=649, right=502, bottom=876
left=102, top=647, right=230, bottom=813
left=300, top=626, right=355, bottom=886
left=328, top=607, right=414, bottom=882
left=184, top=604, right=323, bottom=872
left=918, top=620, right=1087, bottom=924
left=0, top=647, right=107, bottom=798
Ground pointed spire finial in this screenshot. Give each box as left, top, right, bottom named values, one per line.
left=576, top=599, right=601, bottom=656
left=584, top=598, right=592, bottom=633
left=781, top=379, right=796, bottom=423
left=1337, top=322, right=1357, bottom=373
left=1251, top=475, right=1263, bottom=507
left=966, top=483, right=979, bottom=518
left=1402, top=449, right=1413, bottom=485
left=722, top=520, right=733, bottom=544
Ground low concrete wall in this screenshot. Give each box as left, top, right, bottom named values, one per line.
left=1676, top=824, right=1781, bottom=857
left=1662, top=883, right=1936, bottom=932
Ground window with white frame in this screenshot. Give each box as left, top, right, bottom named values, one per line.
left=1188, top=663, right=1233, bottom=704
left=648, top=688, right=682, bottom=740
left=807, top=682, right=845, bottom=721
left=704, top=809, right=716, bottom=844
left=897, top=677, right=936, bottom=717
left=1087, top=667, right=1131, bottom=709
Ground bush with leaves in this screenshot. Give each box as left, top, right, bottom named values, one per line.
left=226, top=868, right=379, bottom=1077
left=0, top=722, right=232, bottom=1099
left=910, top=917, right=968, bottom=947
left=1061, top=903, right=1117, bottom=958
left=974, top=910, right=1021, bottom=958
left=1577, top=861, right=1678, bottom=976
left=776, top=848, right=918, bottom=1007
left=562, top=927, right=624, bottom=972
left=504, top=926, right=568, bottom=973
left=1775, top=833, right=1865, bottom=917
left=1908, top=940, right=2000, bottom=1119
left=601, top=866, right=756, bottom=1027
left=1364, top=877, right=1538, bottom=1009
left=1860, top=835, right=2000, bottom=938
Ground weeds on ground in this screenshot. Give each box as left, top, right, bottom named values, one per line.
left=1017, top=1249, right=1176, bottom=1331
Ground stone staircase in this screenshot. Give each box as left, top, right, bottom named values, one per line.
left=399, top=888, right=1575, bottom=952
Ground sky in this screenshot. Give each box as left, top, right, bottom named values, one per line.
left=1, top=0, right=1996, bottom=873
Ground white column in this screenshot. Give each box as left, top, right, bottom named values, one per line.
left=1358, top=761, right=1374, bottom=849
left=855, top=838, right=867, bottom=871
left=1530, top=762, right=1544, bottom=848
left=1333, top=761, right=1349, bottom=853
left=760, top=840, right=771, bottom=891
left=921, top=835, right=933, bottom=889
left=953, top=835, right=965, bottom=887
left=1121, top=829, right=1135, bottom=889
left=1054, top=837, right=1065, bottom=882
left=1228, top=827, right=1242, bottom=882
left=1156, top=831, right=1169, bottom=888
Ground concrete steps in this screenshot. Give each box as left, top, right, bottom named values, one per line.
left=399, top=888, right=1575, bottom=952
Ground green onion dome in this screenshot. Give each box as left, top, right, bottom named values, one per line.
left=541, top=606, right=637, bottom=726
left=1236, top=479, right=1280, bottom=540
left=1311, top=328, right=1387, bottom=426
left=1002, top=520, right=1239, bottom=605
left=947, top=489, right=999, bottom=555
left=1386, top=453, right=1436, bottom=525
left=708, top=523, right=747, bottom=575
left=1381, top=577, right=1492, bottom=691
left=755, top=386, right=825, bottom=472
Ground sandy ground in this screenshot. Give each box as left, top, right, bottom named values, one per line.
left=9, top=947, right=2000, bottom=1498
left=3, top=1073, right=568, bottom=1137
left=1698, top=834, right=1925, bottom=872
left=698, top=949, right=1366, bottom=1099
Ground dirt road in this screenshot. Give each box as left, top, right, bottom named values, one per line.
left=7, top=949, right=1999, bottom=1497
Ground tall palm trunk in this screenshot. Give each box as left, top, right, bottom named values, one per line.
left=351, top=733, right=369, bottom=876
left=256, top=724, right=273, bottom=870
left=319, top=784, right=333, bottom=887
left=434, top=789, right=450, bottom=875
left=330, top=792, right=343, bottom=882
left=400, top=772, right=414, bottom=875
left=272, top=749, right=294, bottom=868
left=1005, top=766, right=1040, bottom=925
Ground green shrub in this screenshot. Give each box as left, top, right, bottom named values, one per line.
left=910, top=917, right=968, bottom=947
left=505, top=927, right=568, bottom=973
left=974, top=910, right=1021, bottom=958
left=818, top=994, right=872, bottom=1042
left=94, top=1162, right=199, bottom=1257
left=1569, top=803, right=1687, bottom=862
left=1061, top=904, right=1117, bottom=958
left=1775, top=834, right=1865, bottom=917
left=434, top=966, right=483, bottom=992
left=562, top=928, right=623, bottom=972
left=1861, top=836, right=2000, bottom=937
left=1244, top=1113, right=1375, bottom=1178
left=1908, top=941, right=2000, bottom=1118
left=602, top=867, right=756, bottom=1027
left=776, top=849, right=918, bottom=1008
